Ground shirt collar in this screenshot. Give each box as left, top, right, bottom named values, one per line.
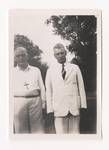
left=16, top=64, right=30, bottom=72
left=56, top=61, right=68, bottom=67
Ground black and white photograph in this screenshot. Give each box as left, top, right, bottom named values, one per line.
left=9, top=9, right=101, bottom=137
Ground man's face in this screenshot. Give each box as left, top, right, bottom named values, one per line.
left=54, top=47, right=66, bottom=64
left=15, top=47, right=28, bottom=67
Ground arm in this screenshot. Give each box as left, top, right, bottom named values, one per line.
left=76, top=66, right=87, bottom=109
left=45, top=69, right=53, bottom=113
left=38, top=69, right=46, bottom=109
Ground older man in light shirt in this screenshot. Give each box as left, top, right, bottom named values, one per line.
left=46, top=43, right=87, bottom=134
left=14, top=47, right=46, bottom=133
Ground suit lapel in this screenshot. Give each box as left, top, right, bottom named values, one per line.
left=65, top=63, right=73, bottom=80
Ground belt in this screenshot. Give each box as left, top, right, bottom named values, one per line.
left=14, top=95, right=40, bottom=98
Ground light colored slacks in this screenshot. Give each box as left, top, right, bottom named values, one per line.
left=14, top=97, right=44, bottom=133
left=54, top=113, right=80, bottom=134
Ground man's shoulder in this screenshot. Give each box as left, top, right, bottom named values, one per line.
left=29, top=65, right=40, bottom=72
left=14, top=66, right=19, bottom=72
left=47, top=62, right=60, bottom=72
left=29, top=65, right=39, bottom=70
left=67, top=62, right=79, bottom=70
left=48, top=62, right=79, bottom=70
left=14, top=65, right=41, bottom=74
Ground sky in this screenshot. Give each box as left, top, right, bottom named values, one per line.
left=9, top=10, right=70, bottom=65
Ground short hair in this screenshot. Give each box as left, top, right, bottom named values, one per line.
left=15, top=46, right=27, bottom=52
left=53, top=43, right=65, bottom=50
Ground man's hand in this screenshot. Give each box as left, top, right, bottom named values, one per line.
left=42, top=101, right=46, bottom=109
left=80, top=108, right=87, bottom=116
left=81, top=108, right=87, bottom=112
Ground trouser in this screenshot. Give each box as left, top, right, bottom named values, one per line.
left=14, top=97, right=44, bottom=133
left=54, top=113, right=80, bottom=134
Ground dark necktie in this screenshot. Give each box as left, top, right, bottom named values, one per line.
left=62, top=63, right=66, bottom=80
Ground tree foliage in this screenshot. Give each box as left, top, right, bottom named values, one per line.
left=14, top=34, right=43, bottom=59
left=46, top=16, right=97, bottom=92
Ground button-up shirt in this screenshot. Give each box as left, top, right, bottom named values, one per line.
left=14, top=65, right=46, bottom=103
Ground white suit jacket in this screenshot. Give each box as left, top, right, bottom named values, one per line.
left=45, top=62, right=87, bottom=117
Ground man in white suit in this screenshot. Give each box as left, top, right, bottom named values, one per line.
left=45, top=43, right=87, bottom=134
